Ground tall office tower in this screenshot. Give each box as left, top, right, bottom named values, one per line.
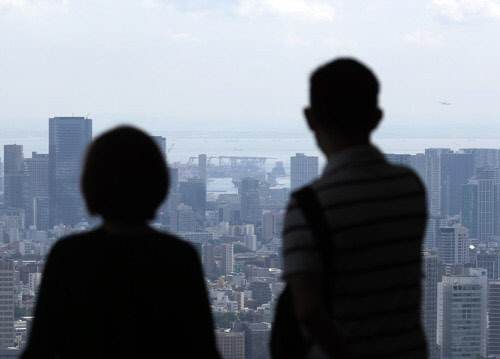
left=440, top=152, right=474, bottom=216
left=24, top=152, right=49, bottom=227
left=437, top=268, right=488, bottom=359
left=240, top=178, right=261, bottom=224
left=0, top=258, right=14, bottom=348
left=462, top=167, right=497, bottom=241
left=425, top=148, right=453, bottom=216
left=201, top=244, right=216, bottom=278
left=4, top=145, right=23, bottom=174
left=385, top=153, right=412, bottom=167
left=409, top=153, right=427, bottom=183
left=169, top=167, right=179, bottom=192
left=425, top=216, right=447, bottom=250
left=488, top=280, right=500, bottom=356
left=215, top=330, right=245, bottom=359
left=221, top=243, right=234, bottom=275
left=262, top=212, right=274, bottom=241
left=151, top=136, right=166, bottom=157
left=461, top=148, right=500, bottom=173
left=243, top=323, right=271, bottom=359
left=176, top=204, right=195, bottom=232
left=49, top=117, right=92, bottom=227
left=33, top=197, right=50, bottom=231
left=438, top=225, right=470, bottom=265
left=422, top=252, right=439, bottom=359
left=179, top=177, right=206, bottom=224
left=476, top=250, right=500, bottom=279
left=198, top=154, right=207, bottom=182
left=290, top=153, right=318, bottom=190
left=3, top=145, right=27, bottom=210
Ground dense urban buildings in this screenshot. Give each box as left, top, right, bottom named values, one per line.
left=5, top=124, right=500, bottom=358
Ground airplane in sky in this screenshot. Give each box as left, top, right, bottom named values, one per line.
left=439, top=101, right=451, bottom=105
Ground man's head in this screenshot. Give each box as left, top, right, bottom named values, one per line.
left=305, top=58, right=382, bottom=147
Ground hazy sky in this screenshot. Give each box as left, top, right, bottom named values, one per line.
left=1, top=0, right=500, bottom=138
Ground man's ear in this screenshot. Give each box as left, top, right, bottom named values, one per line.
left=304, top=107, right=316, bottom=131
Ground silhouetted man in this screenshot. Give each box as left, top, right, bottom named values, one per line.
left=282, top=58, right=428, bottom=358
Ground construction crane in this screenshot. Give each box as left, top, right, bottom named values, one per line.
left=167, top=143, right=175, bottom=154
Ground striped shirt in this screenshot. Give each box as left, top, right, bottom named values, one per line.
left=283, top=144, right=428, bottom=359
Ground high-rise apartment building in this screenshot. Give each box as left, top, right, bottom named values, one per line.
left=198, top=154, right=207, bottom=182
left=440, top=152, right=474, bottom=216
left=422, top=252, right=439, bottom=359
left=438, top=225, right=470, bottom=266
left=290, top=153, right=318, bottom=190
left=221, top=243, right=234, bottom=275
left=49, top=117, right=92, bottom=227
left=3, top=145, right=27, bottom=211
left=202, top=244, right=216, bottom=277
left=24, top=152, right=49, bottom=227
left=462, top=167, right=497, bottom=241
left=437, top=268, right=488, bottom=359
left=179, top=178, right=206, bottom=224
left=488, top=280, right=500, bottom=356
left=215, top=330, right=245, bottom=359
left=0, top=258, right=14, bottom=348
left=151, top=136, right=166, bottom=157
left=240, top=178, right=261, bottom=224
left=425, top=148, right=453, bottom=216
left=385, top=153, right=412, bottom=167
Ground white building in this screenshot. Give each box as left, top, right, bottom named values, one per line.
left=438, top=225, right=469, bottom=265
left=437, top=268, right=488, bottom=359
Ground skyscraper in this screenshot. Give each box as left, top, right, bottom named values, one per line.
left=221, top=243, right=234, bottom=275
left=151, top=136, right=166, bottom=157
left=488, top=280, right=500, bottom=357
left=440, top=152, right=474, bottom=216
left=24, top=152, right=49, bottom=227
left=198, top=154, right=207, bottom=182
left=49, top=117, right=92, bottom=227
left=240, top=178, right=261, bottom=224
left=462, top=167, right=497, bottom=241
left=438, top=225, right=470, bottom=266
left=0, top=257, right=14, bottom=348
left=3, top=145, right=27, bottom=210
left=179, top=178, right=206, bottom=224
left=425, top=148, right=453, bottom=216
left=437, top=268, right=488, bottom=359
left=422, top=252, right=439, bottom=359
left=290, top=153, right=318, bottom=190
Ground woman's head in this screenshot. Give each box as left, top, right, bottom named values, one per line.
left=82, top=126, right=169, bottom=222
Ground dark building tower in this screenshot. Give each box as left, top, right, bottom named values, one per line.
left=488, top=280, right=500, bottom=356
left=49, top=117, right=92, bottom=227
left=440, top=152, right=474, bottom=216
left=178, top=177, right=206, bottom=224
left=151, top=136, right=166, bottom=157
left=198, top=154, right=207, bottom=182
left=290, top=153, right=318, bottom=190
left=24, top=152, right=49, bottom=227
left=422, top=252, right=439, bottom=359
left=462, top=167, right=498, bottom=241
left=240, top=178, right=261, bottom=224
left=3, top=145, right=27, bottom=210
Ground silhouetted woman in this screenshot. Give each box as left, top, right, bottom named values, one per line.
left=22, top=126, right=220, bottom=359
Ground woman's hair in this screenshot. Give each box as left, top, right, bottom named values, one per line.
left=81, top=125, right=169, bottom=221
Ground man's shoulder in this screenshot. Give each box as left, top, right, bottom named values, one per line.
left=311, top=161, right=423, bottom=193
